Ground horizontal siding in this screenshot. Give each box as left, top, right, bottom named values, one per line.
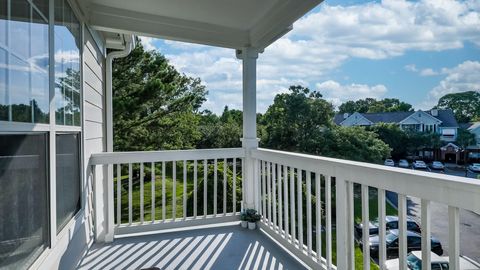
left=84, top=101, right=103, bottom=123
left=83, top=29, right=105, bottom=156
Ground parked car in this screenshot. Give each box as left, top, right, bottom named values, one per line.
left=385, top=159, right=395, bottom=166
left=413, top=160, right=427, bottom=169
left=431, top=161, right=445, bottom=170
left=355, top=215, right=421, bottom=237
left=385, top=251, right=480, bottom=270
left=468, top=163, right=480, bottom=173
left=398, top=159, right=409, bottom=168
left=364, top=229, right=443, bottom=258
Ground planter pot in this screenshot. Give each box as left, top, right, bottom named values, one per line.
left=241, top=221, right=248, bottom=228
left=248, top=222, right=256, bottom=230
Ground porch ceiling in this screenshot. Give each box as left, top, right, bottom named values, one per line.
left=80, top=0, right=323, bottom=49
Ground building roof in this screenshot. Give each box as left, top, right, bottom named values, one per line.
left=468, top=122, right=480, bottom=131
left=334, top=109, right=459, bottom=127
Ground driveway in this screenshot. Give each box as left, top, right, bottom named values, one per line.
left=386, top=168, right=480, bottom=263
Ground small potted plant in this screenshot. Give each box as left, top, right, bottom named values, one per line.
left=240, top=211, right=248, bottom=228
left=245, top=209, right=261, bottom=230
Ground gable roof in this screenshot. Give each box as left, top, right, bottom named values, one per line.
left=333, top=109, right=459, bottom=127
left=468, top=122, right=480, bottom=131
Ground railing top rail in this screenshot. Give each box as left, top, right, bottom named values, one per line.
left=252, top=148, right=480, bottom=213
left=90, top=148, right=245, bottom=165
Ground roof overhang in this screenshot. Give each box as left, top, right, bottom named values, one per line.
left=77, top=0, right=323, bottom=49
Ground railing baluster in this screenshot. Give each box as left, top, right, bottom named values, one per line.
left=297, top=168, right=303, bottom=251
left=306, top=171, right=312, bottom=257
left=448, top=206, right=460, bottom=270
left=362, top=184, right=370, bottom=270
left=233, top=158, right=237, bottom=214
left=204, top=159, right=208, bottom=218
left=162, top=161, right=166, bottom=221
left=140, top=163, right=144, bottom=223
left=378, top=188, right=387, bottom=270
left=183, top=160, right=187, bottom=220
left=261, top=161, right=266, bottom=223
left=128, top=163, right=132, bottom=225
left=116, top=164, right=121, bottom=226
left=398, top=194, right=407, bottom=270
left=316, top=173, right=322, bottom=263
left=421, top=199, right=431, bottom=270
left=151, top=162, right=155, bottom=222
left=283, top=165, right=289, bottom=239
left=214, top=159, right=218, bottom=216
left=278, top=164, right=283, bottom=235
left=223, top=158, right=227, bottom=216
left=290, top=167, right=296, bottom=243
left=325, top=175, right=332, bottom=269
left=267, top=162, right=272, bottom=227
left=194, top=160, right=198, bottom=218
left=172, top=161, right=176, bottom=221
left=272, top=163, right=277, bottom=231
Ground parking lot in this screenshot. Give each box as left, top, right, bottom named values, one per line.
left=386, top=164, right=480, bottom=263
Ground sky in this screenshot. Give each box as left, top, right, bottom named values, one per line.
left=140, top=0, right=480, bottom=114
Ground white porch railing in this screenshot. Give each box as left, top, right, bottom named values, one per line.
left=89, top=148, right=245, bottom=239
left=251, top=148, right=480, bottom=270
left=89, top=147, right=480, bottom=270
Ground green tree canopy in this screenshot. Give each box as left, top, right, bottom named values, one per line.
left=456, top=128, right=476, bottom=149
left=367, top=123, right=409, bottom=160
left=262, top=85, right=390, bottom=163
left=262, top=85, right=334, bottom=151
left=113, top=40, right=207, bottom=151
left=338, top=98, right=414, bottom=114
left=436, top=91, right=480, bottom=123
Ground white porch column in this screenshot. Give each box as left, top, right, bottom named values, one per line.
left=237, top=47, right=259, bottom=210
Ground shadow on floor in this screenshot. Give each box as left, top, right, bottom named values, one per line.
left=76, top=224, right=306, bottom=270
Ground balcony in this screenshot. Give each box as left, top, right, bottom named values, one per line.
left=85, top=147, right=480, bottom=270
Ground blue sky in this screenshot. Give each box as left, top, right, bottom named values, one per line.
left=141, top=0, right=480, bottom=114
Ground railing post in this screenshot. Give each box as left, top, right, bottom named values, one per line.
left=336, top=175, right=350, bottom=270
left=105, top=164, right=114, bottom=242
left=237, top=47, right=260, bottom=210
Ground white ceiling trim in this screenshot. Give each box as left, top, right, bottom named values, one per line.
left=86, top=0, right=323, bottom=50
left=88, top=4, right=250, bottom=49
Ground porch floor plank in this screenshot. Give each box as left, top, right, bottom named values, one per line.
left=76, top=223, right=307, bottom=270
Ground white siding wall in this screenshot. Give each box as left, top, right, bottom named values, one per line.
left=83, top=28, right=108, bottom=244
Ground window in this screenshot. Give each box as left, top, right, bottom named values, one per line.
left=54, top=0, right=81, bottom=126
left=56, top=133, right=81, bottom=232
left=0, top=134, right=49, bottom=269
left=0, top=0, right=50, bottom=123
left=408, top=236, right=421, bottom=247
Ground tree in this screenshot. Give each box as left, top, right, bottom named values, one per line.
left=456, top=128, right=476, bottom=149
left=436, top=91, right=480, bottom=123
left=338, top=98, right=413, bottom=114
left=112, top=40, right=207, bottom=151
left=197, top=106, right=243, bottom=149
left=262, top=85, right=334, bottom=151
left=262, top=85, right=391, bottom=163
left=368, top=123, right=409, bottom=160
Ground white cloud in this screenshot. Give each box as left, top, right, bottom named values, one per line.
left=140, top=0, right=480, bottom=113
left=140, top=37, right=156, bottom=51
left=420, top=60, right=480, bottom=109
left=419, top=68, right=439, bottom=76
left=405, top=64, right=418, bottom=72
left=315, top=80, right=388, bottom=106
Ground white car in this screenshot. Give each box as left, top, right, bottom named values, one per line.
left=398, top=159, right=409, bottom=168
left=431, top=161, right=445, bottom=170
left=385, top=251, right=480, bottom=270
left=413, top=160, right=427, bottom=169
left=384, top=159, right=395, bottom=166
left=468, top=163, right=480, bottom=173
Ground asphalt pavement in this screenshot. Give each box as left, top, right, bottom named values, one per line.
left=386, top=167, right=480, bottom=263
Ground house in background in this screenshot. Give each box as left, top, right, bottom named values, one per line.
left=462, top=122, right=480, bottom=162
left=334, top=109, right=459, bottom=142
